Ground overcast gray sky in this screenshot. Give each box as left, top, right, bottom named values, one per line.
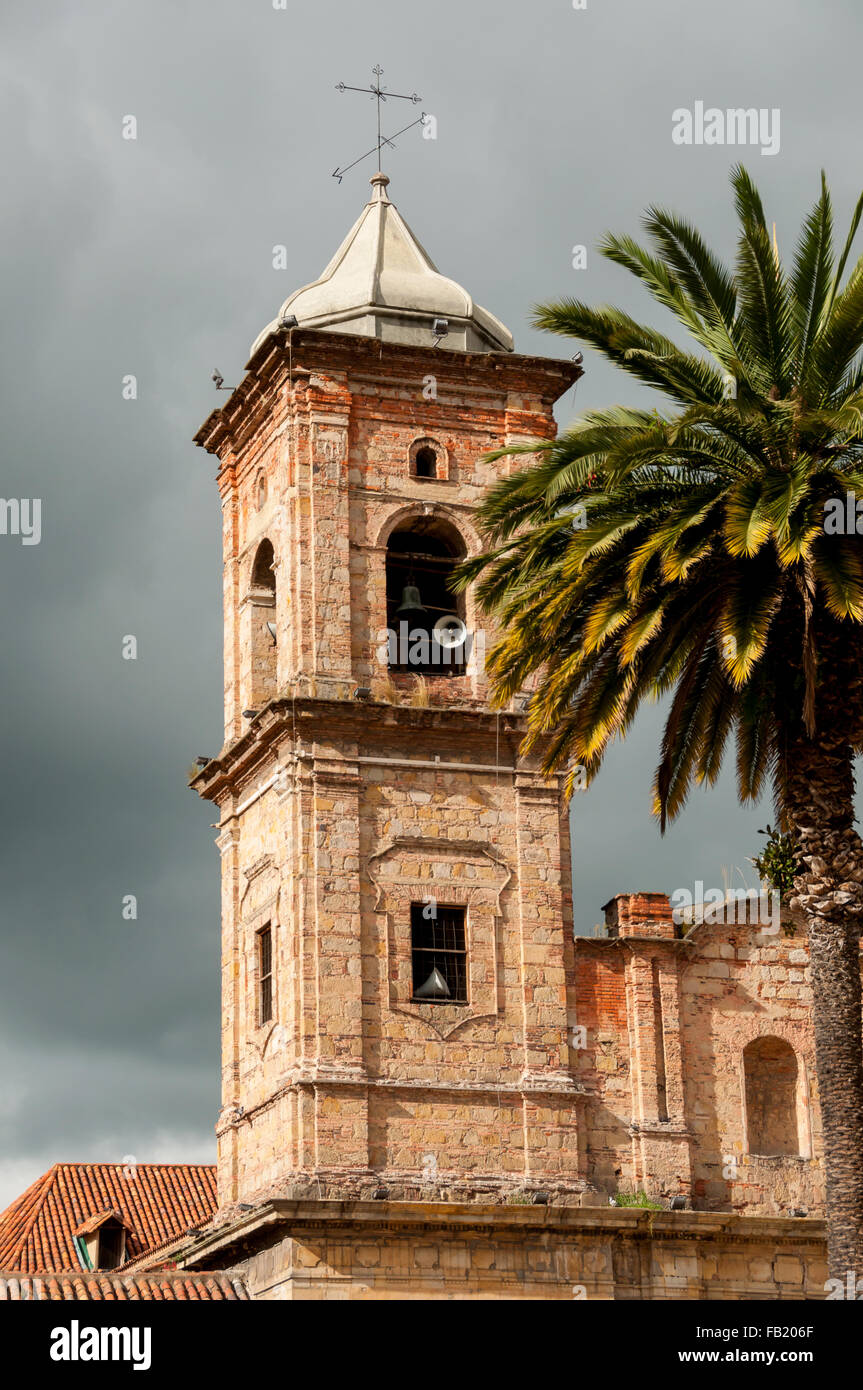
left=1, top=0, right=860, bottom=1207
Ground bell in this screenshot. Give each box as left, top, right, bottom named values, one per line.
left=414, top=967, right=451, bottom=1000
left=397, top=583, right=426, bottom=616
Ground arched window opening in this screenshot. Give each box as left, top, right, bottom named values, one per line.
left=251, top=539, right=275, bottom=593
left=385, top=517, right=467, bottom=675
left=249, top=539, right=277, bottom=705
left=743, top=1036, right=799, bottom=1157
left=415, top=446, right=437, bottom=479
left=256, top=473, right=267, bottom=510
left=410, top=437, right=445, bottom=481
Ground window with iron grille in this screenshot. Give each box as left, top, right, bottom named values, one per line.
left=410, top=903, right=467, bottom=1004
left=258, top=924, right=273, bottom=1025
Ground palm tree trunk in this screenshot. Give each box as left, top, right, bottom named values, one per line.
left=783, top=715, right=863, bottom=1282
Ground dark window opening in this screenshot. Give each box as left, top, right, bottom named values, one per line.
left=385, top=519, right=466, bottom=675
left=414, top=446, right=437, bottom=478
left=411, top=903, right=467, bottom=1004
left=258, top=924, right=273, bottom=1025
left=98, top=1222, right=125, bottom=1270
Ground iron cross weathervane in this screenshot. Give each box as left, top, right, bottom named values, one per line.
left=333, top=65, right=425, bottom=183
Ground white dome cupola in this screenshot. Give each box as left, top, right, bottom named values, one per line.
left=250, top=173, right=513, bottom=356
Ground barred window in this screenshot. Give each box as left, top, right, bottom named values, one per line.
left=410, top=903, right=467, bottom=1004
left=258, top=924, right=273, bottom=1025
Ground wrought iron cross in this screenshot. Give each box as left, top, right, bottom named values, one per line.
left=333, top=65, right=425, bottom=183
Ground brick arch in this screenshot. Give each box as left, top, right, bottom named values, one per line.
left=715, top=1011, right=815, bottom=1071
left=409, top=435, right=450, bottom=480
left=374, top=503, right=481, bottom=557
left=246, top=539, right=277, bottom=706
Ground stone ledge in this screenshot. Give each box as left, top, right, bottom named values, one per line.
left=172, top=1198, right=826, bottom=1272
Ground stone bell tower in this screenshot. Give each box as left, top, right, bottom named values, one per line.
left=191, top=173, right=583, bottom=1210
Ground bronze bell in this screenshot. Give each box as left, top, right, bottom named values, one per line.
left=414, top=967, right=450, bottom=1000
left=397, top=583, right=426, bottom=616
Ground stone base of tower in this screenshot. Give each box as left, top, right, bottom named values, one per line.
left=216, top=1072, right=587, bottom=1209
left=173, top=1199, right=827, bottom=1301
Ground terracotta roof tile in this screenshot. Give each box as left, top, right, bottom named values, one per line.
left=72, top=1209, right=127, bottom=1237
left=0, top=1270, right=247, bottom=1301
left=0, top=1164, right=217, bottom=1273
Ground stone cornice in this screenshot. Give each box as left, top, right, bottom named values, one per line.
left=193, top=326, right=581, bottom=459
left=190, top=694, right=539, bottom=805
left=171, top=1198, right=826, bottom=1272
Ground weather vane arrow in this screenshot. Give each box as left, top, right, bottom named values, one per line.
left=333, top=64, right=426, bottom=183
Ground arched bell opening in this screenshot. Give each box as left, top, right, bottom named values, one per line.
left=385, top=517, right=467, bottom=676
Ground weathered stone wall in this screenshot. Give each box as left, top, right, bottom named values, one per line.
left=194, top=330, right=580, bottom=1209
left=180, top=1200, right=828, bottom=1302
left=200, top=330, right=570, bottom=742
left=209, top=704, right=579, bottom=1204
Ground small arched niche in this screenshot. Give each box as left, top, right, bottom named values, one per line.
left=385, top=515, right=466, bottom=675
left=743, top=1036, right=800, bottom=1157
left=409, top=437, right=447, bottom=481
left=249, top=539, right=277, bottom=705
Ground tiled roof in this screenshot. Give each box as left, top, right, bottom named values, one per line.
left=72, top=1209, right=127, bottom=1237
left=0, top=1164, right=217, bottom=1273
left=0, top=1270, right=247, bottom=1301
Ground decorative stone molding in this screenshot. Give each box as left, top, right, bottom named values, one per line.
left=239, top=857, right=282, bottom=1056
left=366, top=836, right=511, bottom=1039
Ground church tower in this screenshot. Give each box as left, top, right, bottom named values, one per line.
left=192, top=173, right=583, bottom=1210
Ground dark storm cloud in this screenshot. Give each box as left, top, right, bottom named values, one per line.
left=0, top=0, right=859, bottom=1204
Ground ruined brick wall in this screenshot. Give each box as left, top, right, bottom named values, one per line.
left=572, top=946, right=630, bottom=1193
left=574, top=894, right=826, bottom=1217
left=679, top=918, right=822, bottom=1216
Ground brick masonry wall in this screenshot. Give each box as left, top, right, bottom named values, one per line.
left=572, top=897, right=834, bottom=1217
left=195, top=331, right=581, bottom=1209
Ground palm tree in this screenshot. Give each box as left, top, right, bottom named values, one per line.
left=460, top=166, right=863, bottom=1279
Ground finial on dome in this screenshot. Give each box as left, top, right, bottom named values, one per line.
left=370, top=171, right=391, bottom=201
